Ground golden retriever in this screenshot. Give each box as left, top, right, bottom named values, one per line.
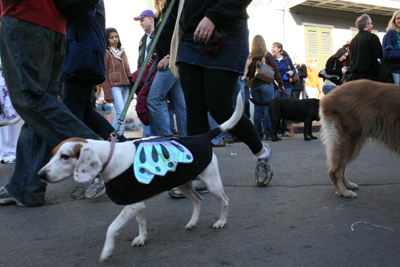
left=320, top=79, right=400, bottom=198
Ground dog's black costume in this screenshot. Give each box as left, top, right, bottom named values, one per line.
left=105, top=133, right=217, bottom=205
left=249, top=98, right=320, bottom=141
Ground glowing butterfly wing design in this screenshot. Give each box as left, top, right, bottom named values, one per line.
left=133, top=140, right=193, bottom=184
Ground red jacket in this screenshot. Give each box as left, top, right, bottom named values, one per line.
left=129, top=64, right=158, bottom=126
left=0, top=0, right=67, bottom=35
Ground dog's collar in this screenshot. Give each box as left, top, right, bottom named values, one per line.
left=101, top=135, right=117, bottom=172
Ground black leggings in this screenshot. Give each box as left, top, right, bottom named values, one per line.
left=178, top=63, right=263, bottom=154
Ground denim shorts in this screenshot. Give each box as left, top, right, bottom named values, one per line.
left=177, top=19, right=249, bottom=75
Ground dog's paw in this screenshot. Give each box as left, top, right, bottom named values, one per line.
left=99, top=248, right=114, bottom=262
left=131, top=235, right=146, bottom=246
left=213, top=220, right=227, bottom=229
left=344, top=182, right=358, bottom=190
left=336, top=190, right=357, bottom=198
left=185, top=222, right=197, bottom=230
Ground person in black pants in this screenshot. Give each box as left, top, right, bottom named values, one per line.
left=159, top=0, right=273, bottom=189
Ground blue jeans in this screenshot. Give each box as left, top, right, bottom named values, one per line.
left=96, top=103, right=112, bottom=114
left=274, top=88, right=292, bottom=99
left=168, top=102, right=179, bottom=134
left=0, top=15, right=100, bottom=206
left=322, top=84, right=337, bottom=95
left=111, top=85, right=130, bottom=136
left=147, top=67, right=187, bottom=136
left=251, top=83, right=274, bottom=138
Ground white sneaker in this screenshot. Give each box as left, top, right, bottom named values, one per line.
left=85, top=178, right=106, bottom=199
left=255, top=144, right=273, bottom=187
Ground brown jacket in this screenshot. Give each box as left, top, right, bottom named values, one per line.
left=247, top=51, right=283, bottom=89
left=102, top=48, right=131, bottom=103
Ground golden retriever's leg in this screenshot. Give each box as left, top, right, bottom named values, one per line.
left=328, top=166, right=356, bottom=198
left=342, top=168, right=359, bottom=190
left=324, top=122, right=359, bottom=198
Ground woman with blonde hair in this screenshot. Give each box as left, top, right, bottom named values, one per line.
left=304, top=58, right=321, bottom=98
left=246, top=35, right=283, bottom=140
left=380, top=10, right=400, bottom=84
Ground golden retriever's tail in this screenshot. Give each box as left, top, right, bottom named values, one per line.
left=206, top=93, right=243, bottom=140
left=319, top=108, right=339, bottom=167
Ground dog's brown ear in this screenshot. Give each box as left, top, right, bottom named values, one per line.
left=73, top=146, right=102, bottom=183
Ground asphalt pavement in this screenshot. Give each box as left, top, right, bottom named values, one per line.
left=1, top=132, right=400, bottom=267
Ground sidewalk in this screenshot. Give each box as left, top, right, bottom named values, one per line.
left=1, top=134, right=400, bottom=266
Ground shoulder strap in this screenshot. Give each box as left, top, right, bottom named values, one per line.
left=285, top=57, right=292, bottom=71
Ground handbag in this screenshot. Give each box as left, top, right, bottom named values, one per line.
left=170, top=0, right=185, bottom=78
left=285, top=58, right=300, bottom=86
left=254, top=61, right=275, bottom=83
left=201, top=27, right=228, bottom=56
left=53, top=0, right=100, bottom=22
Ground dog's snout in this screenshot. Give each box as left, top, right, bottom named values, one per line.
left=37, top=169, right=48, bottom=181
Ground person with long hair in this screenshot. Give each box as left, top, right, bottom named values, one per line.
left=322, top=48, right=349, bottom=95
left=380, top=10, right=400, bottom=84
left=102, top=28, right=132, bottom=137
left=246, top=35, right=283, bottom=140
left=160, top=0, right=273, bottom=188
left=270, top=42, right=296, bottom=137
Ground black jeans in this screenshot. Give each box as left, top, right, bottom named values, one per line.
left=63, top=78, right=125, bottom=140
left=178, top=63, right=262, bottom=154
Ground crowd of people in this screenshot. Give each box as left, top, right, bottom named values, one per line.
left=0, top=0, right=399, bottom=207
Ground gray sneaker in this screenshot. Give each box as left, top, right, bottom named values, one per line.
left=168, top=179, right=208, bottom=198
left=85, top=178, right=106, bottom=199
left=0, top=187, right=25, bottom=206
left=255, top=144, right=273, bottom=187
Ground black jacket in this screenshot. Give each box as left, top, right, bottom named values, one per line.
left=349, top=30, right=382, bottom=78
left=325, top=57, right=344, bottom=85
left=292, top=63, right=307, bottom=91
left=137, top=31, right=154, bottom=69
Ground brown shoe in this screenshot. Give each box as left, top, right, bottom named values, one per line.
left=223, top=137, right=234, bottom=144
left=212, top=142, right=225, bottom=147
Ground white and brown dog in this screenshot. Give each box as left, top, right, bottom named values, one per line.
left=320, top=80, right=400, bottom=198
left=38, top=95, right=243, bottom=262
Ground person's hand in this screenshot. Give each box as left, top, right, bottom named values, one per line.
left=286, top=70, right=294, bottom=77
left=147, top=53, right=156, bottom=66
left=157, top=55, right=170, bottom=71
left=342, top=67, right=348, bottom=74
left=194, top=17, right=215, bottom=44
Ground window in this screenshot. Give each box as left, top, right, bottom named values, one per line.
left=305, top=26, right=332, bottom=71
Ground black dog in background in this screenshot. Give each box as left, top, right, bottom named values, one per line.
left=249, top=98, right=320, bottom=141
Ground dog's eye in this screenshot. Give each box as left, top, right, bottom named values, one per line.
left=61, top=154, right=70, bottom=160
